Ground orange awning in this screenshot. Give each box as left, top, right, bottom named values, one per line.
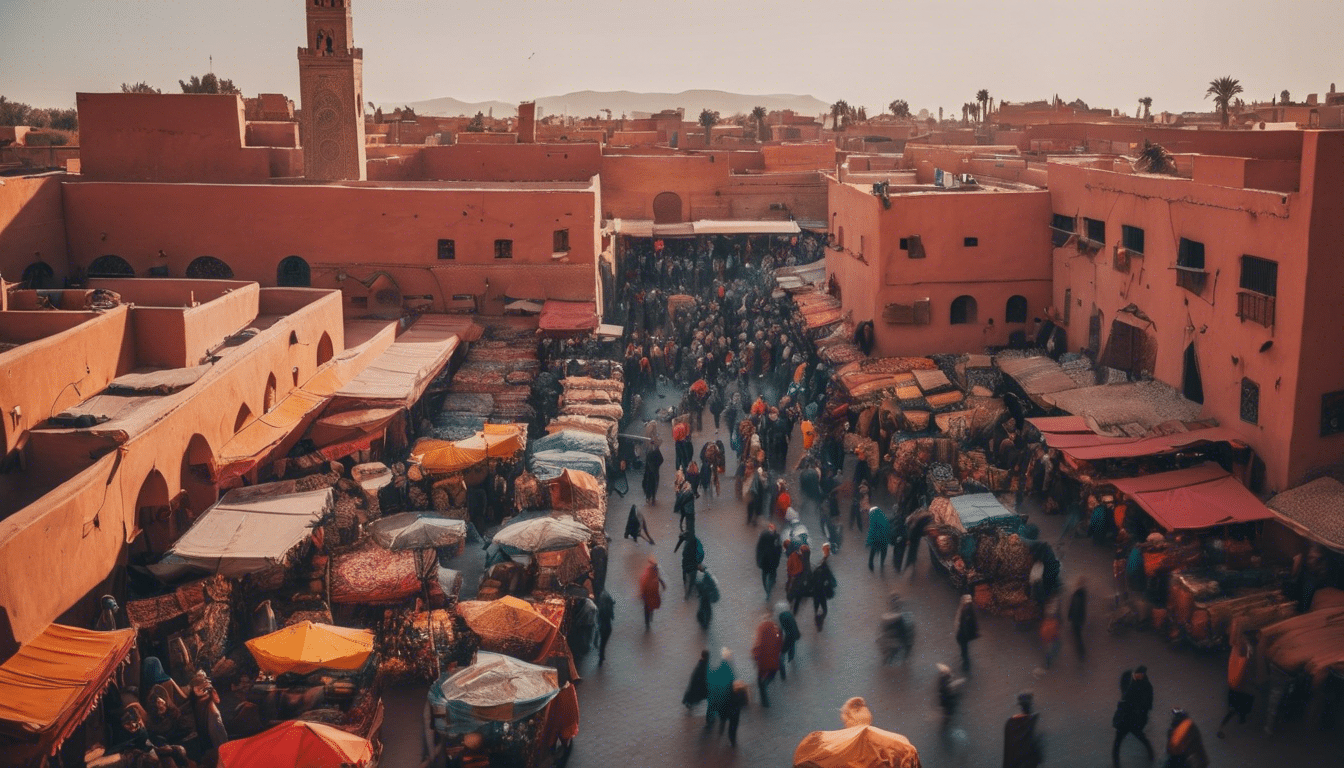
left=0, top=624, right=136, bottom=756
left=412, top=438, right=487, bottom=474
left=539, top=300, right=598, bottom=333
left=1109, top=463, right=1275, bottom=530
left=1059, top=426, right=1243, bottom=462
left=218, top=720, right=372, bottom=768
left=244, top=621, right=374, bottom=676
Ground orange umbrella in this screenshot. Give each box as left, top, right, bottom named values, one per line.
left=456, top=596, right=557, bottom=648
left=218, top=720, right=372, bottom=768
left=245, top=621, right=374, bottom=676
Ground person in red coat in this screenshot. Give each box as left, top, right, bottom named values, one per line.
left=751, top=616, right=784, bottom=707
left=639, top=557, right=666, bottom=629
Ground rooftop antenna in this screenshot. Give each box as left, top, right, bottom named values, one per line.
left=209, top=55, right=213, bottom=74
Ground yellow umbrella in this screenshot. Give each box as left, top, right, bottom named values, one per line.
left=412, top=438, right=487, bottom=474
left=456, top=596, right=557, bottom=648
left=245, top=621, right=374, bottom=676
left=456, top=428, right=525, bottom=459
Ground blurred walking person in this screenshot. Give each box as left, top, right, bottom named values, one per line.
left=1164, top=709, right=1208, bottom=768
left=756, top=524, right=782, bottom=596
left=682, top=650, right=710, bottom=711
left=1112, top=666, right=1156, bottom=766
left=954, top=594, right=980, bottom=673
left=639, top=557, right=666, bottom=629
left=595, top=590, right=614, bottom=666
left=751, top=615, right=784, bottom=707
left=1003, top=691, right=1045, bottom=768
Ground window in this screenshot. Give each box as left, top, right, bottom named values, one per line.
left=1176, top=238, right=1206, bottom=294
left=1240, top=378, right=1260, bottom=424
left=186, top=256, right=234, bottom=280
left=905, top=235, right=925, bottom=259
left=899, top=238, right=909, bottom=250
left=494, top=239, right=513, bottom=259
left=964, top=237, right=978, bottom=247
left=1050, top=214, right=1075, bottom=248
left=1121, top=225, right=1145, bottom=254
left=277, top=255, right=310, bottom=286
left=1239, top=255, right=1277, bottom=296
left=950, top=295, right=978, bottom=325
left=1005, top=295, right=1028, bottom=323
left=1083, top=217, right=1106, bottom=245
left=553, top=229, right=570, bottom=253
left=437, top=239, right=455, bottom=260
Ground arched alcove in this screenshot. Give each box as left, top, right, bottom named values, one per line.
left=652, top=192, right=683, bottom=224
left=950, top=295, right=978, bottom=325
left=87, top=255, right=135, bottom=279
left=277, top=256, right=311, bottom=287
left=317, top=332, right=334, bottom=366
left=1005, top=295, right=1028, bottom=324
left=186, top=256, right=235, bottom=280
left=21, top=262, right=54, bottom=289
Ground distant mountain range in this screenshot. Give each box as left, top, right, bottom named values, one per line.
left=388, top=90, right=830, bottom=120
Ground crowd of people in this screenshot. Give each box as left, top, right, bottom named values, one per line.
left=594, top=231, right=1219, bottom=767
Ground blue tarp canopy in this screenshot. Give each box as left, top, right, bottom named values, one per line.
left=948, top=493, right=1018, bottom=530
left=530, top=430, right=610, bottom=458
left=528, top=450, right=606, bottom=482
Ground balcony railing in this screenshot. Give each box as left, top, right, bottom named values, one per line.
left=1237, top=291, right=1276, bottom=328
left=1175, top=265, right=1207, bottom=295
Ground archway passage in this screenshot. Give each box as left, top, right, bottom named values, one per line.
left=180, top=434, right=217, bottom=520
left=186, top=256, right=235, bottom=280
left=950, top=295, right=978, bottom=325
left=21, top=261, right=55, bottom=289
left=317, top=332, right=334, bottom=366
left=1005, top=295, right=1028, bottom=324
left=87, top=255, right=135, bottom=279
left=133, top=470, right=176, bottom=557
left=652, top=192, right=683, bottom=224
left=277, top=256, right=311, bottom=287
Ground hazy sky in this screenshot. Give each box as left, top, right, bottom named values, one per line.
left=1, top=0, right=1338, bottom=116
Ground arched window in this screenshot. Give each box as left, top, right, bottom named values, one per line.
left=21, top=261, right=55, bottom=289
left=277, top=256, right=311, bottom=287
left=652, top=192, right=683, bottom=224
left=186, top=256, right=235, bottom=280
left=87, top=255, right=135, bottom=278
left=264, top=373, right=278, bottom=413
left=233, top=403, right=253, bottom=433
left=1005, top=295, right=1028, bottom=324
left=950, top=295, right=978, bottom=325
left=317, top=332, right=334, bottom=366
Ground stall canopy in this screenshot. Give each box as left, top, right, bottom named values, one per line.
left=1109, top=463, right=1274, bottom=531
left=151, top=484, right=332, bottom=579
left=947, top=494, right=1019, bottom=531
left=368, top=513, right=468, bottom=552
left=1266, top=477, right=1344, bottom=554
left=492, top=515, right=592, bottom=553
left=245, top=621, right=373, bottom=676
left=1057, top=426, right=1242, bottom=462
left=456, top=596, right=558, bottom=648
left=996, top=355, right=1079, bottom=406
left=538, top=300, right=598, bottom=334
left=456, top=423, right=527, bottom=458
left=428, top=652, right=560, bottom=735
left=330, top=315, right=477, bottom=411
left=218, top=720, right=372, bottom=768
left=412, top=423, right=526, bottom=474
left=793, top=725, right=921, bottom=768
left=0, top=624, right=136, bottom=758
left=1026, top=415, right=1093, bottom=434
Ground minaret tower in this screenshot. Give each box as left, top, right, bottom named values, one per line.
left=298, top=0, right=366, bottom=181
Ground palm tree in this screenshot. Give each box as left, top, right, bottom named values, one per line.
left=1139, top=96, right=1153, bottom=120
left=750, top=106, right=769, bottom=142
left=1205, top=77, right=1243, bottom=127
left=829, top=100, right=849, bottom=131
left=698, top=108, right=719, bottom=146
left=889, top=99, right=910, bottom=119
left=976, top=89, right=990, bottom=124
left=1280, top=89, right=1291, bottom=106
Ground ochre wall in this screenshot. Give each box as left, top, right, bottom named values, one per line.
left=61, top=181, right=600, bottom=313
left=1048, top=161, right=1305, bottom=490
left=0, top=175, right=69, bottom=284
left=76, top=93, right=273, bottom=183
left=417, top=143, right=602, bottom=181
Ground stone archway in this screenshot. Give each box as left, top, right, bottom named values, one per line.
left=180, top=434, right=217, bottom=516
left=652, top=192, right=683, bottom=224
left=133, top=470, right=174, bottom=557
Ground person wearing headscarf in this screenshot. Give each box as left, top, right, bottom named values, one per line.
left=624, top=505, right=654, bottom=544
left=1003, top=691, right=1045, bottom=768
left=840, top=696, right=874, bottom=727
left=955, top=594, right=980, bottom=672
left=751, top=616, right=784, bottom=707
left=866, top=506, right=890, bottom=572
left=811, top=543, right=838, bottom=631
left=756, top=524, right=783, bottom=596
left=639, top=558, right=666, bottom=629
left=777, top=602, right=801, bottom=676
left=643, top=442, right=664, bottom=504
left=705, top=648, right=737, bottom=729
left=1163, top=709, right=1208, bottom=768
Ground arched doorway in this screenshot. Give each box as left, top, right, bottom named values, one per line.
left=180, top=434, right=216, bottom=516
left=233, top=403, right=253, bottom=433
left=186, top=256, right=235, bottom=280
left=133, top=470, right=174, bottom=557
left=87, top=255, right=135, bottom=279
left=317, top=333, right=334, bottom=366
left=950, top=295, right=978, bottom=325
left=1005, top=295, right=1028, bottom=324
left=264, top=373, right=278, bottom=413
left=277, top=256, right=311, bottom=287
left=652, top=192, right=683, bottom=224
left=21, top=262, right=54, bottom=289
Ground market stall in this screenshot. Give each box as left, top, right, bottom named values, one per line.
left=246, top=621, right=375, bottom=676
left=217, top=719, right=374, bottom=768
left=794, top=725, right=921, bottom=768
left=926, top=494, right=1044, bottom=618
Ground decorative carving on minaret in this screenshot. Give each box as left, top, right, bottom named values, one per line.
left=298, top=0, right=366, bottom=181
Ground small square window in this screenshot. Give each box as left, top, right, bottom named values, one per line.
left=1240, top=378, right=1260, bottom=424
left=1177, top=238, right=1205, bottom=270
left=964, top=237, right=978, bottom=247
left=1083, top=217, right=1106, bottom=244
left=1121, top=225, right=1144, bottom=254
left=494, top=239, right=513, bottom=259
left=437, top=239, right=455, bottom=260
left=553, top=229, right=570, bottom=253
left=1239, top=255, right=1277, bottom=297
left=899, top=238, right=909, bottom=250
left=1051, top=213, right=1075, bottom=232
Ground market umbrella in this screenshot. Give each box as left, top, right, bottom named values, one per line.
left=368, top=513, right=468, bottom=551
left=456, top=596, right=558, bottom=649
left=244, top=621, right=374, bottom=676
left=456, top=424, right=526, bottom=458
left=428, top=652, right=560, bottom=734
left=218, top=720, right=373, bottom=768
left=491, top=514, right=592, bottom=553
left=794, top=725, right=921, bottom=768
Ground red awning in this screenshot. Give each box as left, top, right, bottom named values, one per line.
left=539, top=301, right=598, bottom=333
left=1059, top=426, right=1243, bottom=462
left=1108, top=463, right=1274, bottom=530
